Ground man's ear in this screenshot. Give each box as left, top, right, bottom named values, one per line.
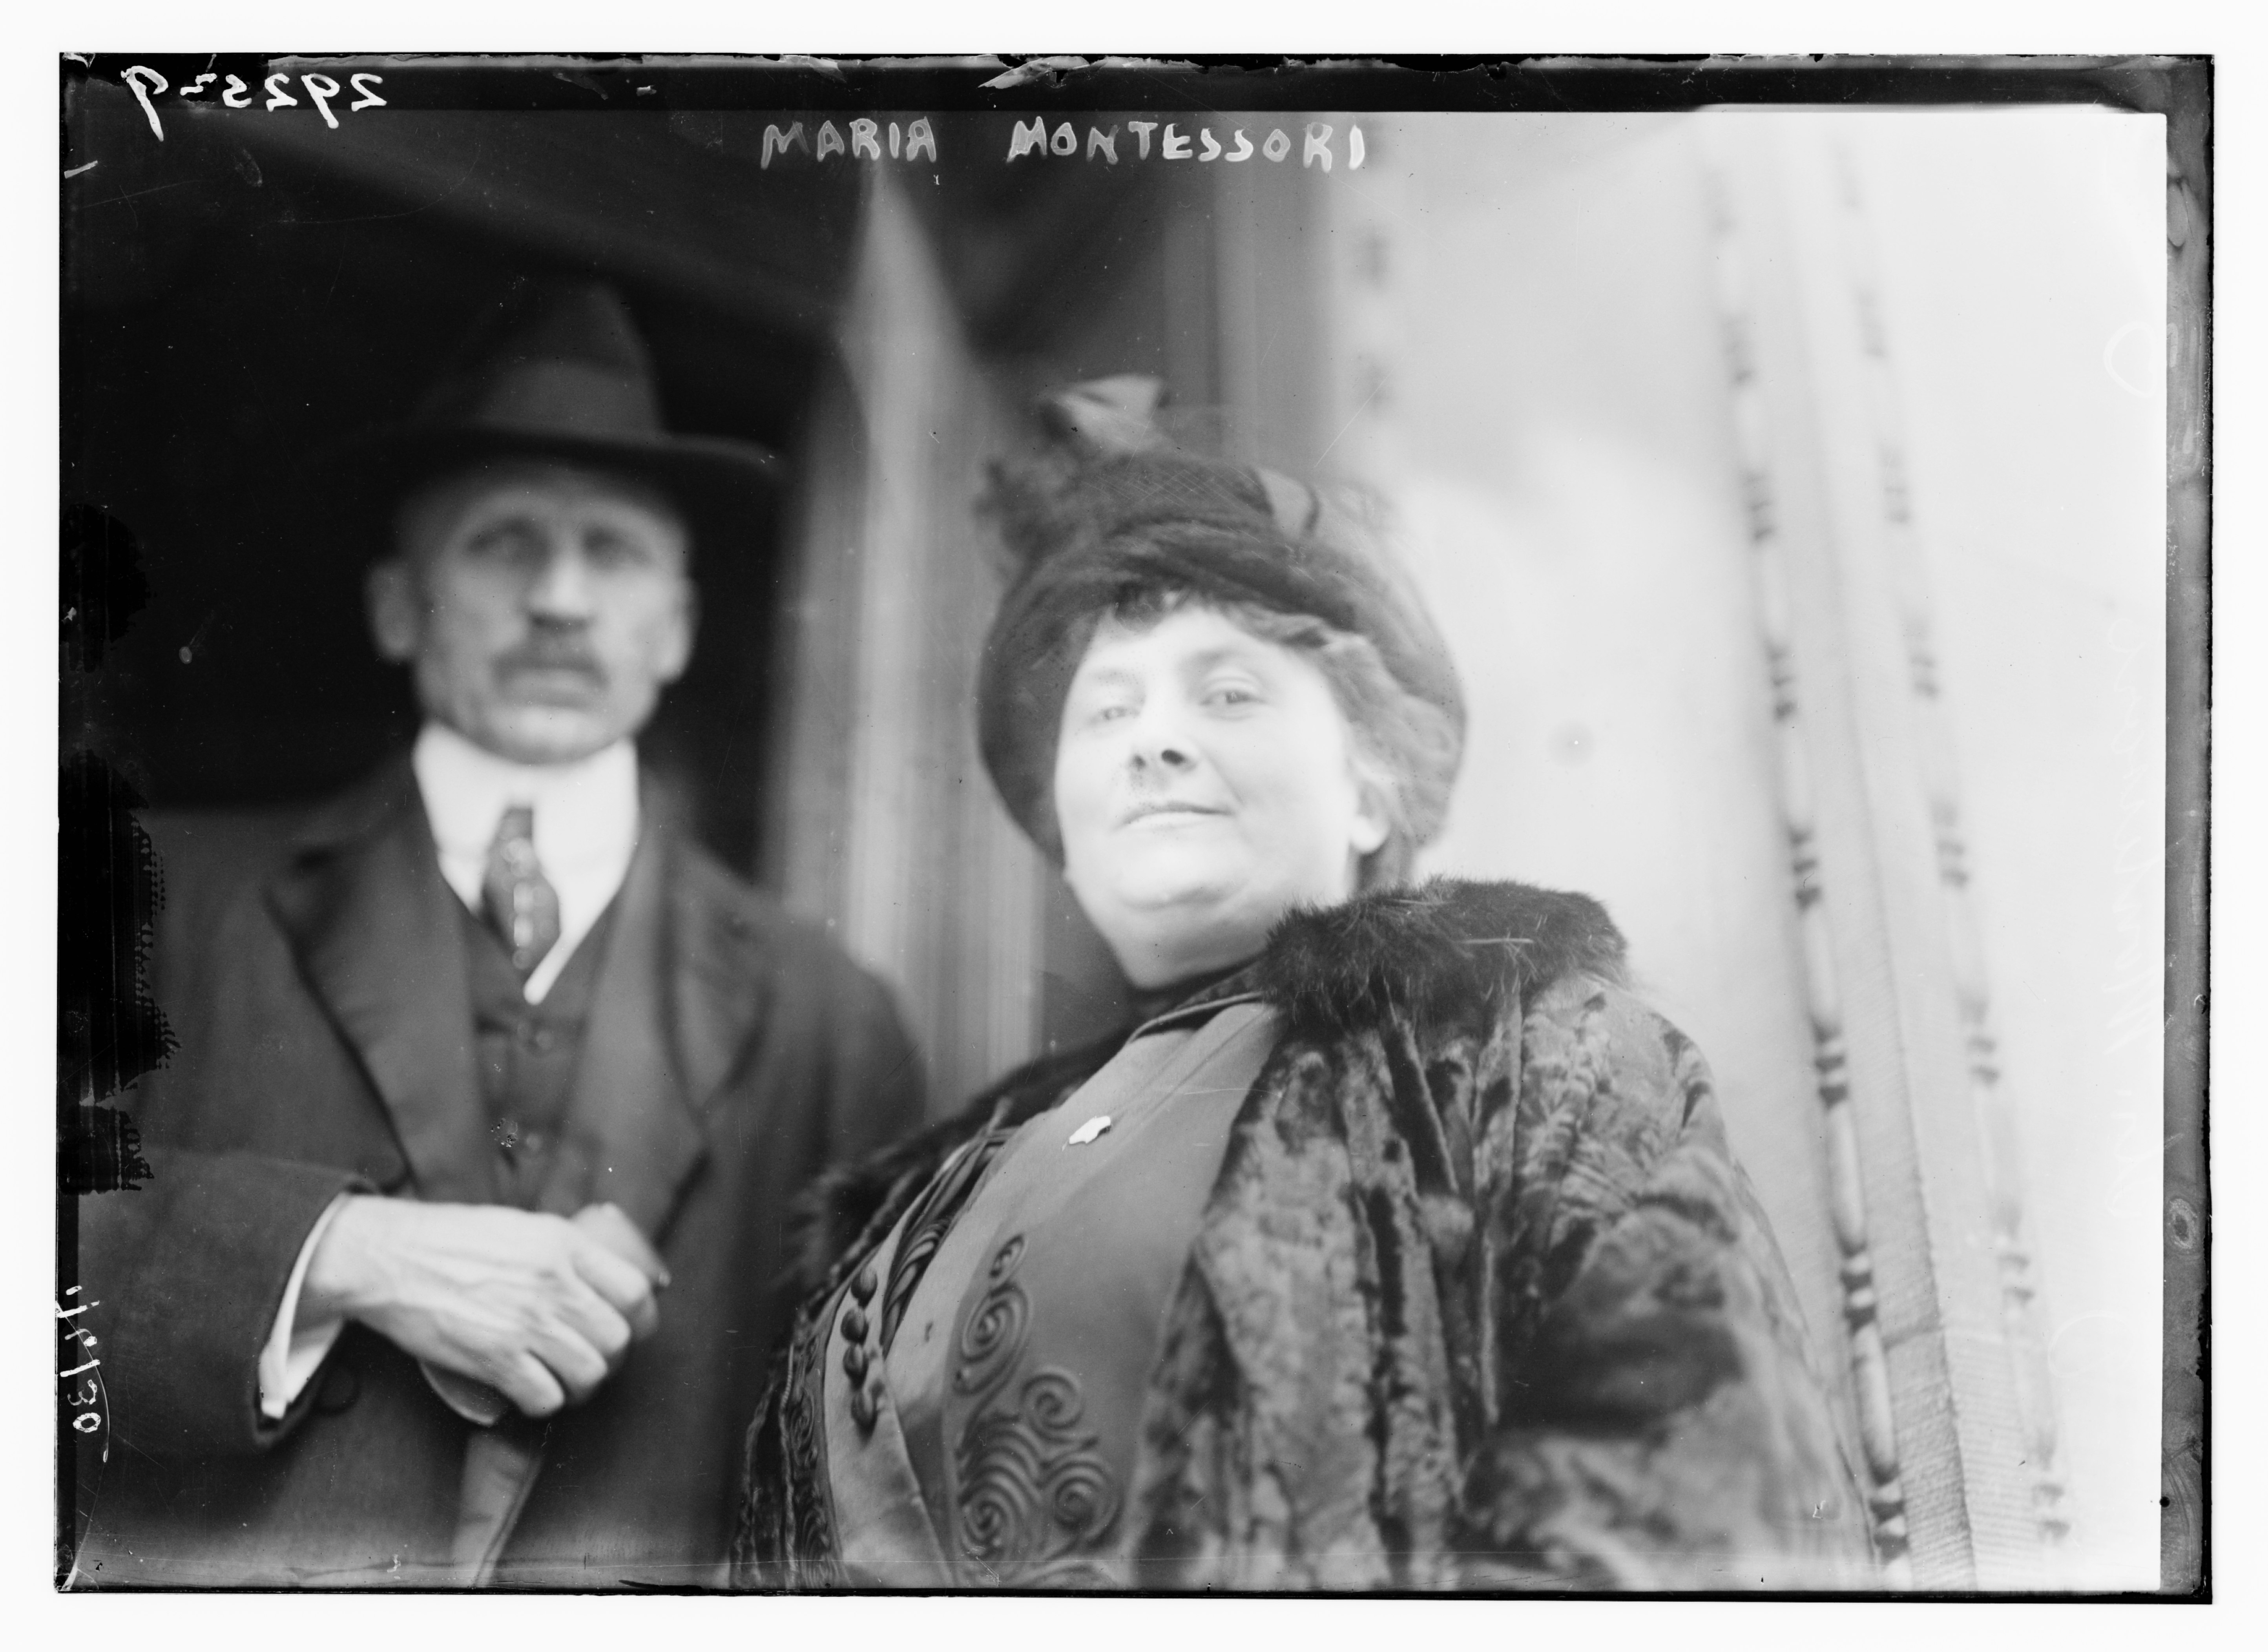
left=654, top=577, right=699, bottom=686
left=365, top=559, right=422, bottom=663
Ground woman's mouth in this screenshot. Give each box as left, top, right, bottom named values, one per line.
left=1119, top=799, right=1229, bottom=827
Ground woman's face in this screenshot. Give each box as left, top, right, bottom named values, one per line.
left=1053, top=603, right=1389, bottom=989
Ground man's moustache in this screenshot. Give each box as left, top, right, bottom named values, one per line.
left=494, top=647, right=606, bottom=683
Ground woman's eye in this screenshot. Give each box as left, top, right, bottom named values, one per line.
left=1071, top=697, right=1132, bottom=727
left=1204, top=683, right=1259, bottom=707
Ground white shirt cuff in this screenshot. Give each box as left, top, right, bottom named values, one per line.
left=257, top=1193, right=352, bottom=1421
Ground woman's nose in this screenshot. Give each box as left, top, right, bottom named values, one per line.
left=1133, top=743, right=1191, bottom=771
left=1129, top=705, right=1195, bottom=772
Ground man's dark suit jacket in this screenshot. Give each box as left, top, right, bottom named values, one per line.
left=68, top=758, right=925, bottom=1588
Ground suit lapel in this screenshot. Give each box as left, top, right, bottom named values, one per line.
left=268, top=761, right=496, bottom=1204
left=547, top=812, right=765, bottom=1241
left=666, top=838, right=774, bottom=1114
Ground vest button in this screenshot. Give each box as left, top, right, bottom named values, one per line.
left=316, top=1364, right=360, bottom=1414
left=842, top=1343, right=869, bottom=1382
left=840, top=1305, right=869, bottom=1344
left=850, top=1267, right=878, bottom=1305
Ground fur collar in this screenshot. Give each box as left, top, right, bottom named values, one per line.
left=792, top=877, right=1623, bottom=1289
left=1256, top=876, right=1624, bottom=1040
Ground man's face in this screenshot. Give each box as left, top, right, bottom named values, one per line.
left=368, top=461, right=696, bottom=765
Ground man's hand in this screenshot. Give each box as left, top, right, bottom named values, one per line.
left=303, top=1197, right=663, bottom=1418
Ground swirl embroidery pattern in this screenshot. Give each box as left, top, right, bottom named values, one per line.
left=774, top=1294, right=842, bottom=1586
left=949, top=1235, right=1122, bottom=1587
left=882, top=1129, right=1014, bottom=1354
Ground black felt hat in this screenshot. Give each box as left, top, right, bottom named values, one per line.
left=317, top=280, right=778, bottom=558
left=975, top=376, right=1466, bottom=859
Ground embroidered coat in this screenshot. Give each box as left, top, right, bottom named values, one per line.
left=734, top=880, right=1877, bottom=1591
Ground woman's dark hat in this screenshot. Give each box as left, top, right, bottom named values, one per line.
left=314, top=280, right=778, bottom=559
left=975, top=375, right=1466, bottom=856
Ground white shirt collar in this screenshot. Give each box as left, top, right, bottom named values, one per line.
left=411, top=721, right=641, bottom=1002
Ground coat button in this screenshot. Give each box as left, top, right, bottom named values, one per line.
left=842, top=1343, right=869, bottom=1382
left=848, top=1386, right=877, bottom=1432
left=850, top=1267, right=878, bottom=1305
left=316, top=1364, right=360, bottom=1414
left=840, top=1305, right=869, bottom=1344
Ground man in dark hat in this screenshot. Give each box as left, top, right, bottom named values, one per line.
left=70, top=284, right=925, bottom=1588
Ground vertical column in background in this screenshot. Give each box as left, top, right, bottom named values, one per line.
left=1212, top=111, right=1337, bottom=472
left=1310, top=115, right=1409, bottom=490
left=1823, top=131, right=2072, bottom=1574
left=1698, top=116, right=1919, bottom=1588
left=768, top=168, right=1043, bottom=1112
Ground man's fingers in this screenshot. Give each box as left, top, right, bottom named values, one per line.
left=553, top=1277, right=636, bottom=1370
left=569, top=1240, right=661, bottom=1344
left=494, top=1351, right=567, bottom=1419
left=323, top=1199, right=663, bottom=1413
left=528, top=1320, right=612, bottom=1406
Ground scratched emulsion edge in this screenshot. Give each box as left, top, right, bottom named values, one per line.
left=58, top=501, right=173, bottom=1586
left=2159, top=58, right=2211, bottom=1604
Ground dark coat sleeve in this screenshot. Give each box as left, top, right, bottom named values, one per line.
left=1458, top=975, right=1876, bottom=1588
left=72, top=812, right=385, bottom=1461
left=72, top=816, right=378, bottom=1460
left=75, top=1145, right=367, bottom=1457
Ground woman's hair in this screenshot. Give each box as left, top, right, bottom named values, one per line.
left=1055, top=582, right=1461, bottom=892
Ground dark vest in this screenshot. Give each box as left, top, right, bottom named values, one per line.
left=458, top=900, right=618, bottom=1212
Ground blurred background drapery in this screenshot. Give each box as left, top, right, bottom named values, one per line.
left=65, top=88, right=2166, bottom=1590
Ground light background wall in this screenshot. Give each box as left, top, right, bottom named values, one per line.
left=1311, top=108, right=2165, bottom=1586
left=1845, top=108, right=2166, bottom=1588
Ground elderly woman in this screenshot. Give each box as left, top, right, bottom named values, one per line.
left=733, top=378, right=1875, bottom=1591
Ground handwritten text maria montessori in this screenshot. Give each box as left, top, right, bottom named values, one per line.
left=757, top=117, right=1366, bottom=170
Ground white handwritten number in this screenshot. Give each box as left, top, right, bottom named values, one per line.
left=123, top=62, right=380, bottom=141
left=301, top=73, right=342, bottom=129
left=121, top=65, right=167, bottom=141
left=60, top=1291, right=106, bottom=1444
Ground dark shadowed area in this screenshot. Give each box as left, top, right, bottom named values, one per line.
left=64, top=79, right=859, bottom=869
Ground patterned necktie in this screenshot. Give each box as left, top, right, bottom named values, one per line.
left=481, top=805, right=561, bottom=978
